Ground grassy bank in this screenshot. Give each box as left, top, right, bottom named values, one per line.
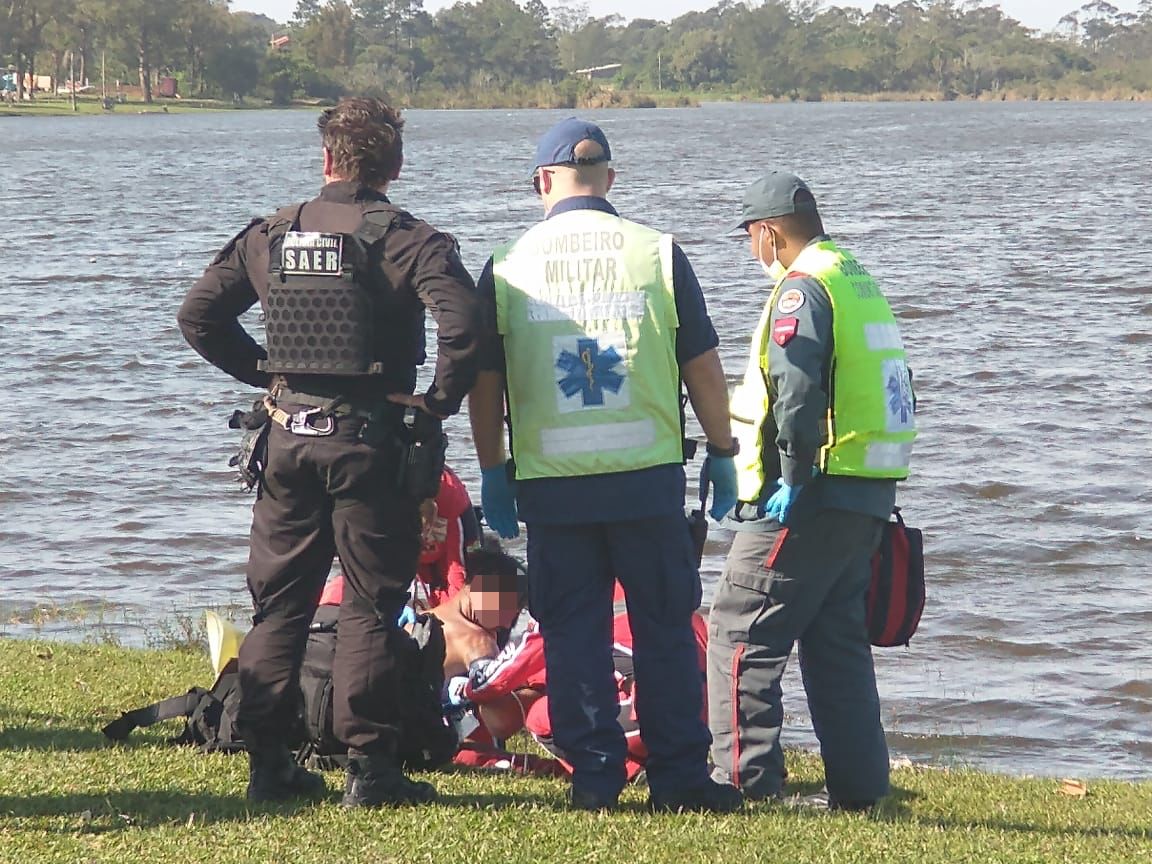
left=1, top=638, right=1150, bottom=864
left=6, top=86, right=1150, bottom=118
left=0, top=95, right=307, bottom=117
left=0, top=87, right=694, bottom=117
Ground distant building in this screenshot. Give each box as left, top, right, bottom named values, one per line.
left=574, top=64, right=623, bottom=82
left=22, top=74, right=53, bottom=92
left=270, top=34, right=291, bottom=51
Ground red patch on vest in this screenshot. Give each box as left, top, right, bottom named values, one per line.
left=773, top=317, right=799, bottom=347
left=785, top=271, right=812, bottom=279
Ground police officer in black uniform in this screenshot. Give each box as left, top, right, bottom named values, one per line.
left=177, top=98, right=482, bottom=807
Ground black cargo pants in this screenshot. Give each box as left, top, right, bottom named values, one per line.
left=236, top=407, right=419, bottom=754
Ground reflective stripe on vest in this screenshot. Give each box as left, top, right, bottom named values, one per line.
left=730, top=240, right=916, bottom=503
left=493, top=209, right=682, bottom=481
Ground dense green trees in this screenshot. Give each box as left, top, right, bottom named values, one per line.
left=2, top=0, right=1151, bottom=106
left=2, top=0, right=272, bottom=102
left=548, top=0, right=1152, bottom=99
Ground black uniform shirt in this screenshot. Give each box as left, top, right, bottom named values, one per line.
left=177, top=181, right=482, bottom=416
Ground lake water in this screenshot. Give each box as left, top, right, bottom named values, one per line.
left=1, top=102, right=1150, bottom=780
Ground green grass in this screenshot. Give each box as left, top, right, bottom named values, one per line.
left=1, top=638, right=1150, bottom=864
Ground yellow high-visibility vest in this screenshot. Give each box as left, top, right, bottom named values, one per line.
left=731, top=240, right=916, bottom=503
left=493, top=209, right=683, bottom=480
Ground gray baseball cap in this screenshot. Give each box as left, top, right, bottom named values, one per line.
left=730, top=171, right=818, bottom=233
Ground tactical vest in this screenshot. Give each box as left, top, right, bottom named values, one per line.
left=492, top=209, right=683, bottom=481
left=259, top=203, right=399, bottom=377
left=731, top=240, right=916, bottom=503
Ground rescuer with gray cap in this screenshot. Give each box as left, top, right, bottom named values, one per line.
left=469, top=117, right=742, bottom=813
left=707, top=171, right=917, bottom=810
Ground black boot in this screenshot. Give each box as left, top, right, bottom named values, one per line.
left=650, top=778, right=744, bottom=814
left=341, top=750, right=438, bottom=808
left=246, top=744, right=327, bottom=803
left=569, top=786, right=619, bottom=812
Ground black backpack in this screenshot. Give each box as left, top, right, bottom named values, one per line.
left=293, top=606, right=457, bottom=771
left=101, top=663, right=247, bottom=753
left=103, top=610, right=458, bottom=771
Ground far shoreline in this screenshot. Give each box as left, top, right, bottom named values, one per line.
left=4, top=87, right=1150, bottom=119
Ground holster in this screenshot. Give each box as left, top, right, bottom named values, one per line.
left=227, top=400, right=272, bottom=492
left=395, top=408, right=447, bottom=501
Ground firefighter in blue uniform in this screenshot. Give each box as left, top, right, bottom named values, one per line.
left=469, top=118, right=743, bottom=813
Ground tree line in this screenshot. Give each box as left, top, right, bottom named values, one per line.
left=3, top=0, right=1151, bottom=107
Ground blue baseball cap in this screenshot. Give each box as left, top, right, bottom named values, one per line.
left=534, top=118, right=612, bottom=171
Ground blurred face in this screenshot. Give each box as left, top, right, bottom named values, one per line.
left=469, top=573, right=522, bottom=631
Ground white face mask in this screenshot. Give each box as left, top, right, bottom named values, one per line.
left=758, top=228, right=788, bottom=282
left=762, top=259, right=788, bottom=282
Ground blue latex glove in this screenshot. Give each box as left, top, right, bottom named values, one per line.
left=763, top=479, right=804, bottom=524
left=444, top=675, right=471, bottom=708
left=481, top=464, right=519, bottom=539
left=704, top=456, right=738, bottom=521
left=396, top=606, right=416, bottom=628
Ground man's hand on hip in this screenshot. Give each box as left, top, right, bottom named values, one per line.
left=387, top=392, right=448, bottom=420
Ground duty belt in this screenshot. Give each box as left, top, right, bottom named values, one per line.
left=263, top=396, right=338, bottom=437
left=263, top=391, right=404, bottom=439
left=270, top=385, right=345, bottom=414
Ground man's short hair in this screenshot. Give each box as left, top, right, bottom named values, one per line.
left=317, top=98, right=405, bottom=189
left=465, top=546, right=527, bottom=605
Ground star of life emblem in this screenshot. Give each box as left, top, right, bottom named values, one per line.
left=882, top=359, right=915, bottom=433
left=554, top=335, right=630, bottom=413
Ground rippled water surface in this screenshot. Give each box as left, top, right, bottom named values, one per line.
left=2, top=103, right=1150, bottom=779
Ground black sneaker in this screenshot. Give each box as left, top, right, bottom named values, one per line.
left=246, top=747, right=327, bottom=803
left=650, top=779, right=744, bottom=814
left=341, top=753, right=437, bottom=808
left=569, top=787, right=619, bottom=812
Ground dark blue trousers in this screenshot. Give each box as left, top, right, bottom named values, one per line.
left=526, top=514, right=712, bottom=801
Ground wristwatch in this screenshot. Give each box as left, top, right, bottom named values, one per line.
left=706, top=439, right=741, bottom=458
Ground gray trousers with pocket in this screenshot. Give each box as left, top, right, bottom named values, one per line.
left=706, top=509, right=889, bottom=803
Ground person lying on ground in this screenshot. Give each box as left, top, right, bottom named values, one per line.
left=425, top=546, right=563, bottom=776
left=319, top=544, right=558, bottom=774
left=453, top=582, right=710, bottom=784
